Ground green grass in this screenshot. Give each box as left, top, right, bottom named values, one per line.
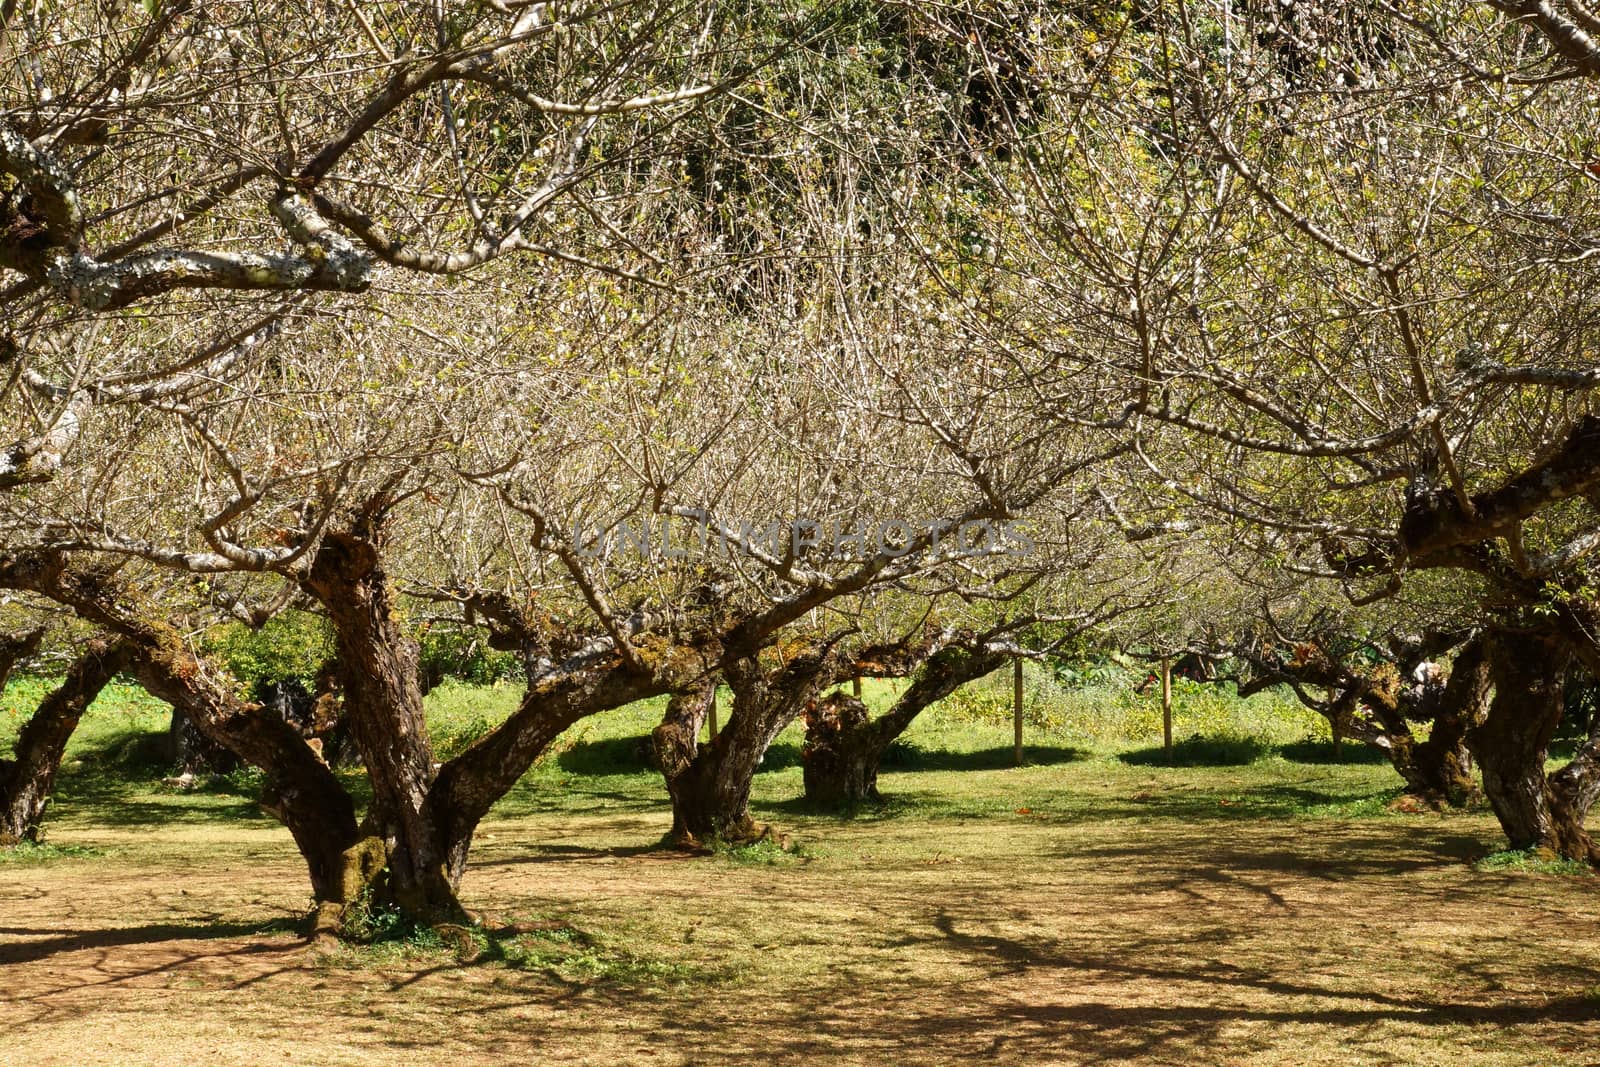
left=0, top=670, right=1446, bottom=843
left=1474, top=848, right=1596, bottom=876
left=317, top=906, right=728, bottom=988
left=0, top=840, right=104, bottom=863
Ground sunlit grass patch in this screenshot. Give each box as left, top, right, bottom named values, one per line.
left=1474, top=849, right=1595, bottom=876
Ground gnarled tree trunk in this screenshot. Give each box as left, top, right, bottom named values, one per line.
left=304, top=528, right=464, bottom=925
left=1468, top=630, right=1583, bottom=857
left=131, top=637, right=363, bottom=918
left=1405, top=635, right=1489, bottom=807
left=802, top=646, right=1007, bottom=808
left=0, top=634, right=129, bottom=845
left=428, top=642, right=671, bottom=884
left=657, top=649, right=836, bottom=846
left=1548, top=711, right=1600, bottom=863
left=652, top=681, right=722, bottom=842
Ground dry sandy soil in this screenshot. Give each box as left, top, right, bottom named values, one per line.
left=3, top=787, right=1598, bottom=1066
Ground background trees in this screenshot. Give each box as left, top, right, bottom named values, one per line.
left=951, top=1, right=1600, bottom=858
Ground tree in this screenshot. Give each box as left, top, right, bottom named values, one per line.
left=0, top=0, right=827, bottom=927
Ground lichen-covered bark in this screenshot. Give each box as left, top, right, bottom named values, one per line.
left=0, top=634, right=129, bottom=845
left=1237, top=635, right=1483, bottom=808
left=304, top=524, right=681, bottom=922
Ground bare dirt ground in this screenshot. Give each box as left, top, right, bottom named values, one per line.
left=3, top=803, right=1598, bottom=1066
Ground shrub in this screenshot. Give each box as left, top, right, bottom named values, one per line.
left=203, top=611, right=333, bottom=691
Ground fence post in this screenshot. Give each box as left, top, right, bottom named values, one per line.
left=1161, top=654, right=1173, bottom=765
left=1013, top=657, right=1025, bottom=766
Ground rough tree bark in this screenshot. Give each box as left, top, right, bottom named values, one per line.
left=1549, top=710, right=1600, bottom=863
left=651, top=680, right=720, bottom=843
left=0, top=633, right=129, bottom=845
left=1468, top=629, right=1591, bottom=858
left=1401, top=635, right=1489, bottom=807
left=302, top=527, right=464, bottom=924
left=802, top=646, right=1007, bottom=807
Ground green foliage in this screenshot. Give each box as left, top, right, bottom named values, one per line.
left=422, top=679, right=524, bottom=759
left=203, top=611, right=333, bottom=690
left=1, top=678, right=171, bottom=773
left=331, top=892, right=481, bottom=963
left=487, top=922, right=725, bottom=987
left=327, top=899, right=723, bottom=986
left=709, top=835, right=812, bottom=865
left=418, top=627, right=520, bottom=688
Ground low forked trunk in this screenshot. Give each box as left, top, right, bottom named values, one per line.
left=802, top=646, right=1007, bottom=808
left=656, top=651, right=836, bottom=847
left=655, top=679, right=778, bottom=846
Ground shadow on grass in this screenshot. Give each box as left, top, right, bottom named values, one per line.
left=1121, top=737, right=1393, bottom=768
left=0, top=917, right=304, bottom=965
left=1276, top=740, right=1392, bottom=765
left=53, top=776, right=272, bottom=827
left=1120, top=736, right=1274, bottom=767
left=1114, top=782, right=1408, bottom=821
left=881, top=742, right=1090, bottom=771
left=480, top=840, right=677, bottom=866
left=554, top=735, right=659, bottom=775
left=555, top=737, right=804, bottom=775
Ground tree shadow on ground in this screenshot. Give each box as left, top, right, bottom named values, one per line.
left=554, top=737, right=804, bottom=776
left=1276, top=740, right=1392, bottom=765
left=0, top=918, right=303, bottom=965
left=1119, top=736, right=1274, bottom=767
left=881, top=743, right=1090, bottom=772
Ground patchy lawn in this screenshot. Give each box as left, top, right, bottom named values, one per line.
left=3, top=739, right=1597, bottom=1066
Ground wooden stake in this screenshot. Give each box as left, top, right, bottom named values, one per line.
left=1161, top=654, right=1173, bottom=765
left=852, top=674, right=862, bottom=698
left=707, top=686, right=719, bottom=740
left=1013, top=657, right=1025, bottom=767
